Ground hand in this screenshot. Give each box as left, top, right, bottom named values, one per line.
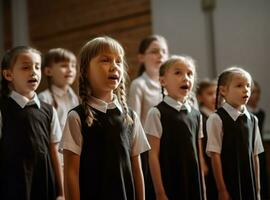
left=56, top=196, right=65, bottom=200
left=202, top=162, right=209, bottom=176
left=218, top=190, right=230, bottom=200
left=156, top=193, right=169, bottom=200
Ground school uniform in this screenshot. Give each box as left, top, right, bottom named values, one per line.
left=206, top=102, right=264, bottom=200
left=39, top=85, right=79, bottom=130
left=60, top=95, right=150, bottom=200
left=199, top=106, right=218, bottom=200
left=0, top=91, right=62, bottom=200
left=145, top=95, right=204, bottom=200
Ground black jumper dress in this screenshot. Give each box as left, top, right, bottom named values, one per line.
left=152, top=101, right=203, bottom=200
left=0, top=97, right=56, bottom=200
left=74, top=105, right=135, bottom=200
left=217, top=107, right=257, bottom=200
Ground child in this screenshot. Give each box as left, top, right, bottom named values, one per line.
left=128, top=35, right=169, bottom=128
left=196, top=79, right=217, bottom=200
left=60, top=36, right=150, bottom=200
left=128, top=35, right=168, bottom=199
left=38, top=48, right=79, bottom=131
left=206, top=67, right=264, bottom=200
left=248, top=81, right=269, bottom=199
left=145, top=55, right=205, bottom=200
left=0, top=46, right=63, bottom=199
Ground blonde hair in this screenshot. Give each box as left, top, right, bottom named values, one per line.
left=215, top=66, right=252, bottom=109
left=159, top=55, right=197, bottom=101
left=79, top=36, right=132, bottom=126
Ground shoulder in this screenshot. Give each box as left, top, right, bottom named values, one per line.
left=38, top=89, right=52, bottom=103
left=130, top=76, right=146, bottom=88
left=208, top=112, right=222, bottom=125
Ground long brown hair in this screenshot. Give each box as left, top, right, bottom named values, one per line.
left=79, top=36, right=132, bottom=126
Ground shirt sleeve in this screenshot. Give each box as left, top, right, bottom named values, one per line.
left=131, top=111, right=151, bottom=156
left=144, top=107, right=162, bottom=138
left=128, top=81, right=143, bottom=119
left=206, top=113, right=223, bottom=156
left=59, top=110, right=82, bottom=155
left=254, top=116, right=264, bottom=155
left=50, top=107, right=62, bottom=143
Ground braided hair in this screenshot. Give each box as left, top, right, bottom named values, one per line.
left=1, top=46, right=41, bottom=98
left=42, top=48, right=76, bottom=108
left=215, top=66, right=252, bottom=109
left=79, top=36, right=132, bottom=127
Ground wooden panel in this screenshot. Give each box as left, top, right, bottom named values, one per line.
left=27, top=0, right=152, bottom=92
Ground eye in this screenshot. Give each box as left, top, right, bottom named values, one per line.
left=100, top=56, right=110, bottom=62
left=174, top=70, right=181, bottom=75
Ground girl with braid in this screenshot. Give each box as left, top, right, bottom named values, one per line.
left=145, top=55, right=206, bottom=200
left=60, top=36, right=150, bottom=200
left=39, top=48, right=79, bottom=131
left=206, top=67, right=263, bottom=200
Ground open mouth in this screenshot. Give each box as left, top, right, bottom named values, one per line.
left=108, top=75, right=119, bottom=81
left=180, top=85, right=189, bottom=90
left=28, top=78, right=38, bottom=84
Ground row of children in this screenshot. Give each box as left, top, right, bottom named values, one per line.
left=0, top=34, right=266, bottom=200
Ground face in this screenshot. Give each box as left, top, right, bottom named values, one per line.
left=197, top=85, right=217, bottom=111
left=139, top=40, right=168, bottom=77
left=221, top=73, right=252, bottom=110
left=3, top=52, right=41, bottom=99
left=160, top=61, right=195, bottom=102
left=45, top=60, right=77, bottom=89
left=88, top=50, right=124, bottom=101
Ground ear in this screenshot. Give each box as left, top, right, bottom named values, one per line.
left=2, top=69, right=13, bottom=81
left=219, top=85, right=227, bottom=97
left=159, top=76, right=166, bottom=87
left=44, top=67, right=52, bottom=76
left=137, top=54, right=145, bottom=64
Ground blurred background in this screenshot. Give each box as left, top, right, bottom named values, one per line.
left=1, top=0, right=270, bottom=156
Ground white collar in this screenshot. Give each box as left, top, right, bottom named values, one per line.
left=200, top=106, right=215, bottom=117
left=89, top=94, right=123, bottom=113
left=10, top=90, right=41, bottom=109
left=142, top=72, right=160, bottom=89
left=164, top=95, right=191, bottom=112
left=222, top=102, right=250, bottom=121
left=51, top=85, right=71, bottom=97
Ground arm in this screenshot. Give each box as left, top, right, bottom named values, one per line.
left=50, top=143, right=64, bottom=197
left=131, top=155, right=145, bottom=200
left=254, top=154, right=261, bottom=200
left=211, top=152, right=230, bottom=200
left=63, top=149, right=80, bottom=200
left=198, top=139, right=207, bottom=197
left=148, top=135, right=168, bottom=200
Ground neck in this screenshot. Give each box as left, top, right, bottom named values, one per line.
left=92, top=91, right=114, bottom=103
left=52, top=84, right=69, bottom=92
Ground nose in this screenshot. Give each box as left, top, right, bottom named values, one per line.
left=109, top=62, right=118, bottom=72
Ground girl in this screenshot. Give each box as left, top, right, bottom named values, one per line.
left=128, top=35, right=168, bottom=199
left=196, top=79, right=217, bottom=200
left=60, top=36, right=150, bottom=200
left=145, top=55, right=205, bottom=200
left=206, top=67, right=264, bottom=200
left=128, top=35, right=169, bottom=128
left=39, top=48, right=79, bottom=131
left=0, top=46, right=63, bottom=200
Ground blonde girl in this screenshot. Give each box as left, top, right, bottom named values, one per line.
left=145, top=55, right=205, bottom=200
left=0, top=46, right=63, bottom=199
left=206, top=67, right=263, bottom=200
left=60, top=37, right=150, bottom=200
